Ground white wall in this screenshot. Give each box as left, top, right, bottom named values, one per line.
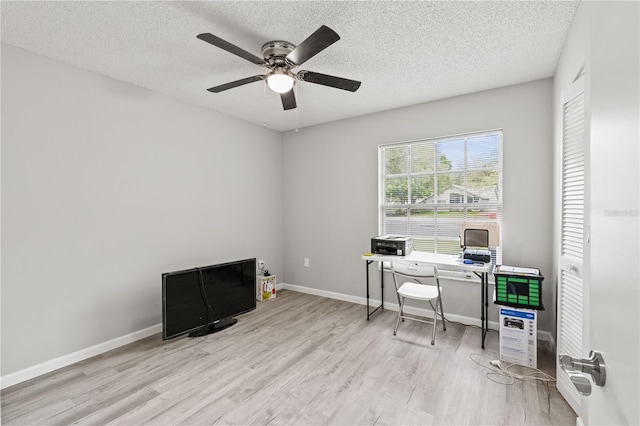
left=1, top=44, right=283, bottom=377
left=1, top=43, right=559, bottom=383
left=282, top=79, right=555, bottom=332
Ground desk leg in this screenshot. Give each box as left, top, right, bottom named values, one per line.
left=475, top=271, right=488, bottom=349
left=482, top=272, right=488, bottom=349
left=365, top=260, right=383, bottom=320
left=380, top=262, right=384, bottom=310
left=366, top=260, right=370, bottom=320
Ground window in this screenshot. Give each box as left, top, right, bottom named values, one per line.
left=379, top=130, right=503, bottom=265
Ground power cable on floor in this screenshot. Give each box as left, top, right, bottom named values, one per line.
left=470, top=352, right=556, bottom=385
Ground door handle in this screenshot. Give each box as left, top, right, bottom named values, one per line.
left=559, top=350, right=606, bottom=396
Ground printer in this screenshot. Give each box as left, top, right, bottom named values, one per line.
left=371, top=236, right=413, bottom=256
left=463, top=248, right=491, bottom=263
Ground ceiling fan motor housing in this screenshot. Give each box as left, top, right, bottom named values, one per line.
left=261, top=41, right=295, bottom=69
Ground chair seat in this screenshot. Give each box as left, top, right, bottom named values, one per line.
left=397, top=282, right=441, bottom=301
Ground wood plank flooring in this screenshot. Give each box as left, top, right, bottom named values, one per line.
left=1, top=290, right=576, bottom=425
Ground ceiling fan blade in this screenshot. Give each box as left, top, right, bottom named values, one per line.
left=197, top=33, right=267, bottom=66
left=286, top=25, right=340, bottom=66
left=207, top=75, right=265, bottom=93
left=280, top=90, right=297, bottom=110
left=297, top=71, right=361, bottom=92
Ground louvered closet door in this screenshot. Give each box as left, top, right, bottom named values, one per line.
left=556, top=77, right=586, bottom=415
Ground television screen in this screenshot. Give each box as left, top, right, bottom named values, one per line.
left=162, top=258, right=256, bottom=340
left=162, top=268, right=208, bottom=340
left=201, top=259, right=256, bottom=321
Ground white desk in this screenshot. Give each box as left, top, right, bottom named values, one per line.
left=362, top=251, right=492, bottom=348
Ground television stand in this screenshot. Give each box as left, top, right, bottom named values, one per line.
left=189, top=317, right=238, bottom=337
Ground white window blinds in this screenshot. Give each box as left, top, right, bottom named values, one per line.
left=379, top=131, right=503, bottom=261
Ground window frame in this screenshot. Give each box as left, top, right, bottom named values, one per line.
left=378, top=130, right=503, bottom=277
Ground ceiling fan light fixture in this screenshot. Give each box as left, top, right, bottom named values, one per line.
left=198, top=26, right=361, bottom=110
left=266, top=71, right=294, bottom=94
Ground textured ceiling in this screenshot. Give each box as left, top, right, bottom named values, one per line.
left=1, top=1, right=578, bottom=132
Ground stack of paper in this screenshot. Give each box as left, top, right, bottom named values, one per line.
left=497, top=265, right=540, bottom=276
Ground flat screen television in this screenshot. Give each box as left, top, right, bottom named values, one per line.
left=162, top=258, right=256, bottom=340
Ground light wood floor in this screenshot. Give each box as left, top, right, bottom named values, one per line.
left=2, top=290, right=576, bottom=425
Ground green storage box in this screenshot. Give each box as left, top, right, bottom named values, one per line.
left=494, top=265, right=544, bottom=310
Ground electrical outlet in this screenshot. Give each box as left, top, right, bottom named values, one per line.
left=258, top=260, right=265, bottom=270
left=304, top=258, right=310, bottom=267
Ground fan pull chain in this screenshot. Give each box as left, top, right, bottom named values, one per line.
left=294, top=84, right=300, bottom=132
left=263, top=82, right=267, bottom=129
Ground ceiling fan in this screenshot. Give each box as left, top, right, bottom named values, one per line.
left=197, top=25, right=361, bottom=110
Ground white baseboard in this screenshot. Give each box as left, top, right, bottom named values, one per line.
left=2, top=283, right=552, bottom=390
left=546, top=330, right=556, bottom=352
left=281, top=283, right=504, bottom=331
left=279, top=283, right=553, bottom=342
left=278, top=282, right=367, bottom=306
left=1, top=323, right=161, bottom=390
left=538, top=330, right=552, bottom=344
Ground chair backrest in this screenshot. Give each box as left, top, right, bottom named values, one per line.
left=391, top=261, right=439, bottom=291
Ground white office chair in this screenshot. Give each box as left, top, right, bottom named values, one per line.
left=391, top=261, right=446, bottom=345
